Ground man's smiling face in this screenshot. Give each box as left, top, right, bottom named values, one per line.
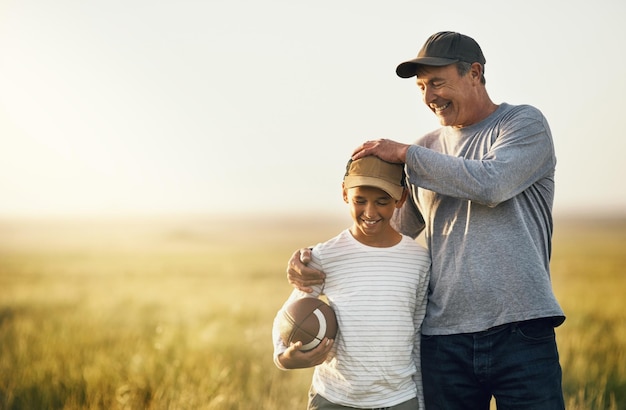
left=415, top=63, right=483, bottom=129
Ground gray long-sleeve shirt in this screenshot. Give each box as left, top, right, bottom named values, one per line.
left=394, top=103, right=565, bottom=335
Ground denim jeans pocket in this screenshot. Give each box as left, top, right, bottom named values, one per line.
left=516, top=318, right=555, bottom=341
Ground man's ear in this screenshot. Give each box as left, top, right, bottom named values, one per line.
left=470, top=62, right=483, bottom=82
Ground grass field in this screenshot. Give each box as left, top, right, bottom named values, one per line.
left=0, top=214, right=624, bottom=409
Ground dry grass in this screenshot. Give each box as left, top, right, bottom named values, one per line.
left=0, top=214, right=624, bottom=409
left=551, top=217, right=626, bottom=409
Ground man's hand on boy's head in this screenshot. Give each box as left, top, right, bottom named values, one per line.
left=287, top=248, right=326, bottom=293
left=352, top=139, right=410, bottom=164
left=278, top=338, right=334, bottom=369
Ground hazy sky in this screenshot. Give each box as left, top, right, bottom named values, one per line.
left=1, top=0, right=625, bottom=218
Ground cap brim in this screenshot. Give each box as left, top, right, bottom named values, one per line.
left=396, top=57, right=459, bottom=78
left=344, top=176, right=404, bottom=201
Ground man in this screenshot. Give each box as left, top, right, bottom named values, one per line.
left=288, top=31, right=566, bottom=409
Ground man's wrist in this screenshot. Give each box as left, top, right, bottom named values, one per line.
left=400, top=144, right=410, bottom=163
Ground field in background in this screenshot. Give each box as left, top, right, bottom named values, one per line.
left=0, top=214, right=624, bottom=409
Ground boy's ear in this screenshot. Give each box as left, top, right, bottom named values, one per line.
left=342, top=182, right=349, bottom=203
left=395, top=188, right=409, bottom=208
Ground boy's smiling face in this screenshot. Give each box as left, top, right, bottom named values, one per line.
left=343, top=185, right=405, bottom=247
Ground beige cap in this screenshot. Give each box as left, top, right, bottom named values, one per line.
left=343, top=156, right=405, bottom=200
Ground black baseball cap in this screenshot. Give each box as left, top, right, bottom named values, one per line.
left=396, top=31, right=486, bottom=78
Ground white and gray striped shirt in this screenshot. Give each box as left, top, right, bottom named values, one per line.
left=273, top=229, right=430, bottom=409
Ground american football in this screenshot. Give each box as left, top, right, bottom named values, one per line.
left=278, top=297, right=338, bottom=352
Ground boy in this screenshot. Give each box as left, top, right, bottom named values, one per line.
left=272, top=156, right=430, bottom=410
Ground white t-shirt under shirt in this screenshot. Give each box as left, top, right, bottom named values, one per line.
left=273, top=229, right=431, bottom=409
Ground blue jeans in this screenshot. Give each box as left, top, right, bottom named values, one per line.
left=421, top=319, right=565, bottom=410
